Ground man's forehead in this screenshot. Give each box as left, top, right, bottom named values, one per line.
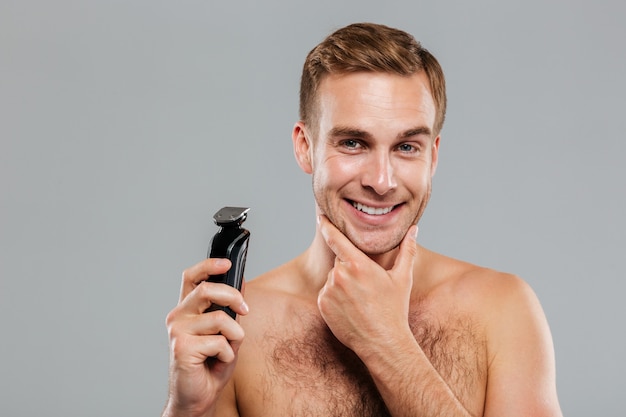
left=315, top=72, right=437, bottom=136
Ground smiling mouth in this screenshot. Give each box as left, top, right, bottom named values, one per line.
left=351, top=201, right=397, bottom=215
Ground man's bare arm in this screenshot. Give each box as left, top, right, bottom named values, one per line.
left=482, top=275, right=562, bottom=417
left=361, top=331, right=474, bottom=416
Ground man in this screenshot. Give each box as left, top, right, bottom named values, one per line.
left=162, top=23, right=563, bottom=417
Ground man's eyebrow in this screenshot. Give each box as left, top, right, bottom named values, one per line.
left=328, top=126, right=373, bottom=140
left=399, top=126, right=432, bottom=139
left=327, top=125, right=433, bottom=140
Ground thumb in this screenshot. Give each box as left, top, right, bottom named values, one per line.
left=391, top=225, right=418, bottom=276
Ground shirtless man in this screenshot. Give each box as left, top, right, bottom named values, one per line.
left=162, top=23, right=563, bottom=417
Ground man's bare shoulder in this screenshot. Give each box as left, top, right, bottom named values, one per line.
left=420, top=247, right=532, bottom=299
left=420, top=247, right=550, bottom=354
left=245, top=263, right=297, bottom=294
left=245, top=259, right=309, bottom=301
left=240, top=257, right=318, bottom=333
left=416, top=247, right=543, bottom=331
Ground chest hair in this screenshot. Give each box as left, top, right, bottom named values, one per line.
left=262, top=309, right=486, bottom=417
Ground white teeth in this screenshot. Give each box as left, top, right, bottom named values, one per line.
left=352, top=202, right=394, bottom=215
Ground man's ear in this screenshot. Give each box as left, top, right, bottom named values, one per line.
left=430, top=135, right=440, bottom=177
left=292, top=121, right=313, bottom=174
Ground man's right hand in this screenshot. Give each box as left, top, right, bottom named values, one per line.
left=162, top=258, right=249, bottom=417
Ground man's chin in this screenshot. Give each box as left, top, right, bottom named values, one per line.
left=348, top=233, right=403, bottom=257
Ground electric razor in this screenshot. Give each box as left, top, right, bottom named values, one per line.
left=206, top=206, right=251, bottom=319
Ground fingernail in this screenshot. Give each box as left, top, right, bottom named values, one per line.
left=214, top=258, right=230, bottom=267
left=240, top=301, right=249, bottom=314
left=316, top=215, right=321, bottom=226
left=410, top=225, right=419, bottom=241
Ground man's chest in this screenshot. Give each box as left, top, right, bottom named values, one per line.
left=235, top=309, right=488, bottom=417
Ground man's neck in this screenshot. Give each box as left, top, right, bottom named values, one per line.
left=297, top=227, right=402, bottom=293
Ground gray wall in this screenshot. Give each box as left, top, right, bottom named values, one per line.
left=1, top=1, right=624, bottom=415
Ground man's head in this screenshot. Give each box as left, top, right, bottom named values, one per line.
left=299, top=23, right=447, bottom=138
left=293, top=23, right=445, bottom=259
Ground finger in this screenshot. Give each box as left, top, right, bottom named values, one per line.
left=183, top=334, right=239, bottom=364
left=317, top=215, right=367, bottom=264
left=180, top=258, right=232, bottom=303
left=390, top=225, right=419, bottom=276
left=181, top=281, right=249, bottom=316
left=187, top=310, right=246, bottom=341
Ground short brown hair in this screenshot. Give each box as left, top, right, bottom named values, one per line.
left=299, top=23, right=447, bottom=136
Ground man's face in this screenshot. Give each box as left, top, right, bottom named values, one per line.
left=295, top=71, right=439, bottom=256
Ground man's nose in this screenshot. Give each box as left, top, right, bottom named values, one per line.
left=361, top=152, right=397, bottom=195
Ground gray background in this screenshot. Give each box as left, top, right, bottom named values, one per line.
left=1, top=0, right=624, bottom=415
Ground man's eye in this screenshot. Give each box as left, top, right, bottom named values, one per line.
left=398, top=143, right=416, bottom=152
left=342, top=139, right=360, bottom=149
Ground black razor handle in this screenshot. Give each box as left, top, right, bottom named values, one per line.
left=206, top=207, right=250, bottom=319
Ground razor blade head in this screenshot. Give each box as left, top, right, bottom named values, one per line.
left=213, top=206, right=250, bottom=227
